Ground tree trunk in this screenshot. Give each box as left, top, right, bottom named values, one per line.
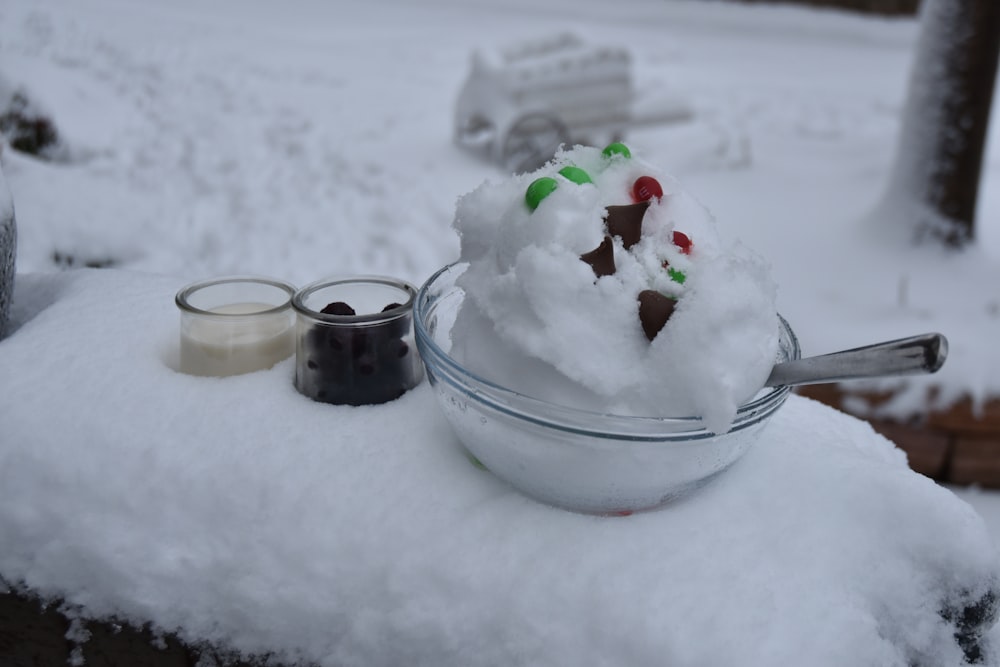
left=886, top=0, right=1000, bottom=246
left=0, top=164, right=16, bottom=340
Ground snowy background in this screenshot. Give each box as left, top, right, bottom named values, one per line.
left=3, top=0, right=999, bottom=416
left=3, top=0, right=1000, bottom=664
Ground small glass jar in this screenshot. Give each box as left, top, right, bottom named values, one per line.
left=176, top=276, right=296, bottom=377
left=292, top=276, right=423, bottom=405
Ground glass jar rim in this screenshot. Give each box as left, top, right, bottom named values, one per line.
left=292, top=275, right=417, bottom=324
left=175, top=275, right=297, bottom=317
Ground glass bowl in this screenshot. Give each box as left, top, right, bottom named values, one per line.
left=414, top=262, right=800, bottom=515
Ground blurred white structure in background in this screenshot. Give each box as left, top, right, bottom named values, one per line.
left=454, top=33, right=692, bottom=173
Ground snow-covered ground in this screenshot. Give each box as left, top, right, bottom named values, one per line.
left=3, top=0, right=1000, bottom=664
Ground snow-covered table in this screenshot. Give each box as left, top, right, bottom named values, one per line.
left=1, top=269, right=999, bottom=667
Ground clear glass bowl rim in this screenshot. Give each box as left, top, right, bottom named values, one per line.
left=175, top=275, right=297, bottom=318
left=291, top=275, right=418, bottom=325
left=414, top=262, right=801, bottom=442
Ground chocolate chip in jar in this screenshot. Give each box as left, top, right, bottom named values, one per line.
left=292, top=277, right=423, bottom=406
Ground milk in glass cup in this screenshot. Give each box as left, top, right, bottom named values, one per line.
left=176, top=276, right=296, bottom=377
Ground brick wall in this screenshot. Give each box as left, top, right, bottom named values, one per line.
left=797, top=385, right=1000, bottom=485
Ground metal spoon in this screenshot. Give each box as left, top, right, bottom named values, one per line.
left=765, top=333, right=948, bottom=388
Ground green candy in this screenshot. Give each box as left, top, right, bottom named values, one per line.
left=668, top=268, right=687, bottom=284
left=467, top=453, right=488, bottom=471
left=525, top=177, right=559, bottom=211
left=558, top=166, right=593, bottom=185
left=602, top=142, right=631, bottom=159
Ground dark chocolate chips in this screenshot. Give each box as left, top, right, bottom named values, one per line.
left=637, top=290, right=677, bottom=342
left=604, top=201, right=650, bottom=250
left=579, top=235, right=616, bottom=278
left=576, top=199, right=682, bottom=342
left=320, top=301, right=356, bottom=316
left=579, top=201, right=652, bottom=276
left=299, top=300, right=418, bottom=406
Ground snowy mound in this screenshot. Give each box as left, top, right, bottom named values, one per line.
left=0, top=269, right=998, bottom=666
left=452, top=144, right=779, bottom=433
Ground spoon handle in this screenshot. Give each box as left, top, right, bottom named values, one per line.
left=765, top=333, right=948, bottom=388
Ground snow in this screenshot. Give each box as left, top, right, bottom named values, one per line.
left=451, top=145, right=779, bottom=433
left=2, top=0, right=1000, bottom=664
left=2, top=269, right=999, bottom=666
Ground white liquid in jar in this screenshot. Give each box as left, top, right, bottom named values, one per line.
left=179, top=302, right=294, bottom=377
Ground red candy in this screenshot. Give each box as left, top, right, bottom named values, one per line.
left=672, top=231, right=692, bottom=254
left=632, top=176, right=663, bottom=203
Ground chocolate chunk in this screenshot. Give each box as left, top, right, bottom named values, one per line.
left=320, top=301, right=356, bottom=316
left=637, top=290, right=677, bottom=341
left=322, top=301, right=404, bottom=317
left=604, top=201, right=650, bottom=249
left=579, top=235, right=616, bottom=278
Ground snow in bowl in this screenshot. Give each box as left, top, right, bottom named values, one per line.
left=414, top=262, right=800, bottom=515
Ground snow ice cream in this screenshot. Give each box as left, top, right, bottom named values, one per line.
left=449, top=143, right=780, bottom=434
